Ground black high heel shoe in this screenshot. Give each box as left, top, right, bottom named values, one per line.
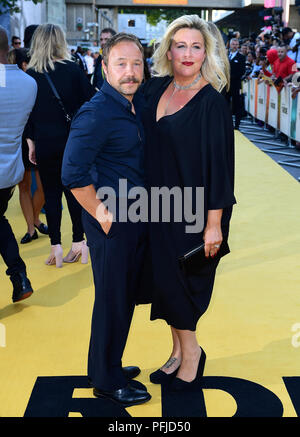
left=169, top=347, right=206, bottom=392
left=150, top=367, right=179, bottom=385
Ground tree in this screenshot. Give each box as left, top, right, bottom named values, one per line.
left=120, top=7, right=205, bottom=26
left=0, top=0, right=43, bottom=15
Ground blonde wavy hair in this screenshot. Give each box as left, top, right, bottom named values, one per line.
left=28, top=24, right=70, bottom=73
left=152, top=15, right=228, bottom=92
left=207, top=21, right=230, bottom=92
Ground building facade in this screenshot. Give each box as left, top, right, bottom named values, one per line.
left=1, top=0, right=298, bottom=48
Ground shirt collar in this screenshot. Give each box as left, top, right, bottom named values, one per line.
left=100, top=80, right=132, bottom=112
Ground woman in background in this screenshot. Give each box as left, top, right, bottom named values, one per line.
left=26, top=24, right=94, bottom=267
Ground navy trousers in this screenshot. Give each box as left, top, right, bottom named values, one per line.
left=82, top=209, right=147, bottom=391
left=0, top=186, right=26, bottom=277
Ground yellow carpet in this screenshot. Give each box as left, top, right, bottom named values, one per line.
left=1, top=131, right=300, bottom=417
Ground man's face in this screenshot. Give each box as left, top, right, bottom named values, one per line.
left=102, top=41, right=144, bottom=101
left=283, top=31, right=293, bottom=42
left=100, top=32, right=113, bottom=48
left=277, top=46, right=287, bottom=61
left=12, top=38, right=21, bottom=48
left=230, top=40, right=239, bottom=52
left=241, top=44, right=247, bottom=55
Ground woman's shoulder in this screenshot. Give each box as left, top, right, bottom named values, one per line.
left=141, top=75, right=172, bottom=99
left=197, top=84, right=228, bottom=109
left=55, top=59, right=79, bottom=73
left=26, top=68, right=39, bottom=78
left=27, top=60, right=77, bottom=76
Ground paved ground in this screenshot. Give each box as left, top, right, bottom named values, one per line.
left=239, top=116, right=300, bottom=183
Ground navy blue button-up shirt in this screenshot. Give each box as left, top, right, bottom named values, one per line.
left=62, top=80, right=145, bottom=196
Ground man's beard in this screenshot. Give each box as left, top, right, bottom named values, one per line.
left=118, top=76, right=141, bottom=96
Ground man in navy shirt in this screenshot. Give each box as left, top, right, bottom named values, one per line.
left=62, top=33, right=151, bottom=407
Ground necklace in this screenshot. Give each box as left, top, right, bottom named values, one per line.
left=163, top=72, right=202, bottom=117
left=173, top=72, right=202, bottom=90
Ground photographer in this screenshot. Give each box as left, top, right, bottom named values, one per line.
left=282, top=27, right=300, bottom=67
left=242, top=51, right=256, bottom=81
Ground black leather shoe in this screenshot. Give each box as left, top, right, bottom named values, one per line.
left=34, top=223, right=49, bottom=235
left=20, top=230, right=38, bottom=244
left=88, top=377, right=146, bottom=392
left=93, top=383, right=151, bottom=407
left=88, top=366, right=141, bottom=388
left=11, top=272, right=33, bottom=303
left=123, top=366, right=140, bottom=379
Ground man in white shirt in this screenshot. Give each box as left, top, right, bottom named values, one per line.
left=0, top=26, right=37, bottom=302
left=282, top=27, right=300, bottom=67
left=84, top=49, right=94, bottom=81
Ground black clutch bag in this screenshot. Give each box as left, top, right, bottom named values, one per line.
left=179, top=241, right=230, bottom=275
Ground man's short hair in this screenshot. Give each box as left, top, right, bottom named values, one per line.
left=102, top=32, right=144, bottom=66
left=101, top=28, right=116, bottom=37
left=12, top=35, right=20, bottom=43
left=24, top=25, right=38, bottom=48
left=282, top=27, right=293, bottom=37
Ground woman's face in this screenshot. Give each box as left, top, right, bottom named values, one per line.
left=21, top=61, right=28, bottom=72
left=167, top=28, right=206, bottom=80
left=247, top=53, right=254, bottom=63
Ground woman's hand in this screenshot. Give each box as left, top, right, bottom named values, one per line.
left=27, top=138, right=36, bottom=165
left=203, top=209, right=223, bottom=258
left=203, top=225, right=223, bottom=258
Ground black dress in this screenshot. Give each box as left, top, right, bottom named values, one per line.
left=141, top=76, right=236, bottom=331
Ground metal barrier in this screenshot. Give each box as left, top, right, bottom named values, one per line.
left=242, top=78, right=300, bottom=170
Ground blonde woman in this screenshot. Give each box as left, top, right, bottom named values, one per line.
left=26, top=24, right=94, bottom=267
left=141, top=15, right=236, bottom=391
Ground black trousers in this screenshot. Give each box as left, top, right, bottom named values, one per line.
left=0, top=186, right=26, bottom=277
left=226, top=84, right=244, bottom=128
left=82, top=209, right=147, bottom=391
left=36, top=142, right=84, bottom=246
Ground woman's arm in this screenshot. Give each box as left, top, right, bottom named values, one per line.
left=27, top=138, right=36, bottom=165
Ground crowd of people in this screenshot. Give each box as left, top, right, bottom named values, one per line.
left=0, top=15, right=298, bottom=409
left=222, top=25, right=300, bottom=137
left=233, top=25, right=300, bottom=87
